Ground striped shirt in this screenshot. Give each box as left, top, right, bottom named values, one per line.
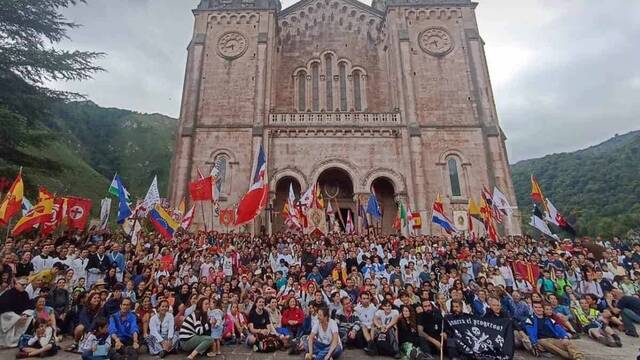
left=179, top=312, right=211, bottom=341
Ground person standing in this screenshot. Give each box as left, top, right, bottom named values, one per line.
left=86, top=246, right=110, bottom=289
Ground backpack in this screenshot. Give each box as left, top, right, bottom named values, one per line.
left=375, top=328, right=399, bottom=356
left=255, top=334, right=282, bottom=353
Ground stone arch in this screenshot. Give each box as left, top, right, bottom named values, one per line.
left=361, top=168, right=407, bottom=195
left=437, top=149, right=471, bottom=199
left=270, top=167, right=308, bottom=193
left=309, top=159, right=359, bottom=191
left=437, top=149, right=470, bottom=165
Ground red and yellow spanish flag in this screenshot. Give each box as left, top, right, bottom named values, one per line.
left=12, top=197, right=54, bottom=236
left=531, top=175, right=545, bottom=203
left=0, top=172, right=24, bottom=226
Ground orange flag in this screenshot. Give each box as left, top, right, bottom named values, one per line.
left=0, top=171, right=24, bottom=226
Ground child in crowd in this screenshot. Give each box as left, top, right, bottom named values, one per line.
left=209, top=298, right=225, bottom=356
left=17, top=318, right=57, bottom=358
left=79, top=317, right=111, bottom=360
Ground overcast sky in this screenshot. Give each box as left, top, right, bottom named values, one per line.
left=52, top=0, right=640, bottom=163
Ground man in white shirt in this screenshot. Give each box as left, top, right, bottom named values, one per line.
left=31, top=245, right=55, bottom=273
left=354, top=291, right=377, bottom=352
left=71, top=249, right=89, bottom=283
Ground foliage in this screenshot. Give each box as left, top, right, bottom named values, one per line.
left=0, top=0, right=103, bottom=164
left=511, top=131, right=640, bottom=238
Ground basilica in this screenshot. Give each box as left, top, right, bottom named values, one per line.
left=169, top=0, right=521, bottom=234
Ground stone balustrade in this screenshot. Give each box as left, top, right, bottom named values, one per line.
left=268, top=112, right=401, bottom=127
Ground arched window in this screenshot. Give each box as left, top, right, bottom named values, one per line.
left=311, top=63, right=320, bottom=112
left=325, top=54, right=333, bottom=111
left=353, top=70, right=362, bottom=111
left=212, top=154, right=229, bottom=199
left=447, top=158, right=462, bottom=197
left=339, top=62, right=347, bottom=111
left=297, top=71, right=306, bottom=111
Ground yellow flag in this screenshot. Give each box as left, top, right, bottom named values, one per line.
left=0, top=172, right=24, bottom=225
left=178, top=197, right=185, bottom=216
left=12, top=198, right=54, bottom=236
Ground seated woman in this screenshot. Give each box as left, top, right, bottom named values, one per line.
left=147, top=299, right=179, bottom=358
left=69, top=292, right=103, bottom=352
left=30, top=296, right=57, bottom=334
left=267, top=296, right=290, bottom=343
left=281, top=297, right=304, bottom=337
left=304, top=307, right=343, bottom=360
left=135, top=296, right=153, bottom=339
left=396, top=305, right=431, bottom=360
left=247, top=296, right=281, bottom=352
left=16, top=318, right=57, bottom=358
left=223, top=302, right=248, bottom=344
left=179, top=297, right=214, bottom=360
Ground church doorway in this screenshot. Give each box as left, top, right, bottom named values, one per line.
left=317, top=168, right=354, bottom=232
left=371, top=177, right=396, bottom=234
left=273, top=177, right=301, bottom=233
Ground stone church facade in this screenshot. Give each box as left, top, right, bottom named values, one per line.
left=169, top=0, right=522, bottom=235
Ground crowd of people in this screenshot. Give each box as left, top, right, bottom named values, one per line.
left=0, top=227, right=639, bottom=360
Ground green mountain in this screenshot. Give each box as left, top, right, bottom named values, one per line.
left=511, top=130, right=640, bottom=238
left=0, top=101, right=176, bottom=215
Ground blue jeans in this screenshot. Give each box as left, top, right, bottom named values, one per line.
left=81, top=350, right=110, bottom=360
left=305, top=340, right=343, bottom=360
left=622, top=308, right=640, bottom=335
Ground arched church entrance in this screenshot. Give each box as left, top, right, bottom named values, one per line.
left=371, top=177, right=396, bottom=234
left=273, top=177, right=301, bottom=233
left=317, top=168, right=354, bottom=232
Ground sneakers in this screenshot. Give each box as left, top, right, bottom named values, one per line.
left=158, top=350, right=167, bottom=358
left=625, top=330, right=639, bottom=338
left=15, top=351, right=28, bottom=359
left=409, top=348, right=418, bottom=360
left=416, top=353, right=434, bottom=360
left=288, top=339, right=301, bottom=355
left=611, top=333, right=622, bottom=347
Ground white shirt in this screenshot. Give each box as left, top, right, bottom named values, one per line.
left=374, top=309, right=399, bottom=327
left=72, top=257, right=88, bottom=282
left=31, top=255, right=55, bottom=273
left=354, top=303, right=377, bottom=328
left=149, top=312, right=175, bottom=342
left=312, top=319, right=341, bottom=347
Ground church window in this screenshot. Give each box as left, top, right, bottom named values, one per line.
left=353, top=70, right=362, bottom=111
left=312, top=63, right=320, bottom=112
left=325, top=54, right=333, bottom=111
left=339, top=62, right=347, bottom=111
left=297, top=71, right=306, bottom=111
left=448, top=158, right=462, bottom=197
left=213, top=154, right=228, bottom=197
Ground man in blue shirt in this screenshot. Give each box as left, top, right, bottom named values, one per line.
left=109, top=298, right=141, bottom=358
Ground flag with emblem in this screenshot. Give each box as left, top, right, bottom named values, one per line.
left=12, top=197, right=53, bottom=236
left=66, top=197, right=92, bottom=230
left=108, top=173, right=130, bottom=203
left=141, top=175, right=161, bottom=215
left=149, top=203, right=179, bottom=239
left=41, top=197, right=65, bottom=236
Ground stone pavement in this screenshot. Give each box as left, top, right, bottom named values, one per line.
left=2, top=335, right=639, bottom=360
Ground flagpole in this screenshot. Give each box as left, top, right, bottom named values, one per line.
left=199, top=201, right=208, bottom=232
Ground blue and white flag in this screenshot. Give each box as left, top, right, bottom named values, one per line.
left=366, top=190, right=382, bottom=220
left=115, top=175, right=132, bottom=224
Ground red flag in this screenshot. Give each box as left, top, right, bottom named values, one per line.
left=0, top=172, right=24, bottom=226
left=189, top=176, right=213, bottom=201
left=235, top=145, right=267, bottom=225
left=66, top=197, right=92, bottom=230
left=41, top=198, right=65, bottom=236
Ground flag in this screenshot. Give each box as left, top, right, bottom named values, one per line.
left=545, top=199, right=576, bottom=235
left=0, top=172, right=24, bottom=226
left=492, top=186, right=512, bottom=215
left=412, top=212, right=422, bottom=229
left=314, top=183, right=324, bottom=209
left=99, top=198, right=111, bottom=230
left=22, top=197, right=33, bottom=217
left=299, top=183, right=314, bottom=208
left=531, top=175, right=547, bottom=206
left=431, top=194, right=457, bottom=234
left=366, top=190, right=382, bottom=220
left=181, top=205, right=195, bottom=231
left=41, top=197, right=65, bottom=236
left=345, top=210, right=354, bottom=233
left=219, top=208, right=235, bottom=227
left=178, top=198, right=186, bottom=216
left=235, top=144, right=268, bottom=225
left=479, top=196, right=498, bottom=241
left=148, top=204, right=179, bottom=239
left=482, top=186, right=503, bottom=224
left=406, top=205, right=415, bottom=235
left=467, top=197, right=483, bottom=223
left=358, top=203, right=369, bottom=232
left=530, top=205, right=559, bottom=240
left=108, top=173, right=130, bottom=203
left=211, top=157, right=226, bottom=200
left=398, top=202, right=408, bottom=236
left=12, top=198, right=53, bottom=236
left=141, top=175, right=161, bottom=214
left=189, top=176, right=214, bottom=201
left=444, top=314, right=515, bottom=360
left=114, top=175, right=132, bottom=224
left=326, top=200, right=335, bottom=229
left=66, top=197, right=92, bottom=230
left=38, top=186, right=53, bottom=202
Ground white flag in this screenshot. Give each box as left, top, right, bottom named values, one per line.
left=529, top=215, right=558, bottom=240
left=346, top=210, right=354, bottom=234
left=287, top=183, right=301, bottom=229
left=181, top=205, right=195, bottom=230
left=492, top=186, right=512, bottom=214
left=299, top=183, right=315, bottom=208
left=545, top=199, right=560, bottom=226
left=142, top=175, right=161, bottom=214
left=99, top=198, right=111, bottom=230
left=22, top=197, right=33, bottom=217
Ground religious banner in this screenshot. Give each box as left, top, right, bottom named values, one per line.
left=219, top=208, right=235, bottom=227
left=453, top=210, right=468, bottom=231
left=445, top=314, right=514, bottom=360
left=304, top=207, right=327, bottom=235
